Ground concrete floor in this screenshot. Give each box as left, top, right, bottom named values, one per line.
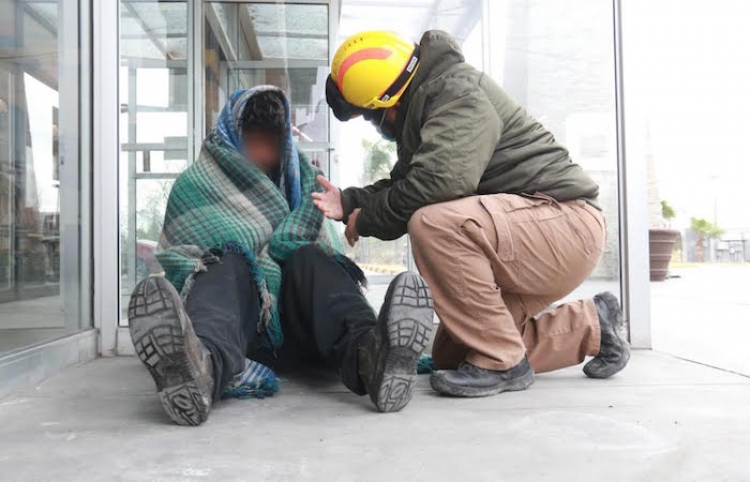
left=652, top=264, right=750, bottom=376
left=2, top=351, right=749, bottom=481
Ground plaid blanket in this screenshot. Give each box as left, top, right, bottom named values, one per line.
left=156, top=87, right=364, bottom=396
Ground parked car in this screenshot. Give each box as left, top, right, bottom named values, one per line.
left=135, top=239, right=163, bottom=280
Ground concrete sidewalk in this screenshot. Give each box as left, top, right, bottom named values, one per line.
left=652, top=264, right=750, bottom=376
left=1, top=351, right=749, bottom=481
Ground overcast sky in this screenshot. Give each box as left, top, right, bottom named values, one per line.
left=624, top=0, right=750, bottom=234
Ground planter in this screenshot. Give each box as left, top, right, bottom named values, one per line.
left=649, top=228, right=680, bottom=281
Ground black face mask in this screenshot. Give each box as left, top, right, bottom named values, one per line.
left=368, top=108, right=396, bottom=142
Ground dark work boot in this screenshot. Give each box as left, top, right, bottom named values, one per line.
left=358, top=272, right=434, bottom=413
left=430, top=358, right=535, bottom=397
left=129, top=276, right=215, bottom=426
left=583, top=292, right=631, bottom=379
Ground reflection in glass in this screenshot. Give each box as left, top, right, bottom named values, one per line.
left=491, top=0, right=620, bottom=299
left=624, top=1, right=750, bottom=374
left=120, top=0, right=189, bottom=322
left=204, top=2, right=330, bottom=166
left=0, top=0, right=86, bottom=353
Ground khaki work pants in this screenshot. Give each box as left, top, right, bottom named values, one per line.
left=408, top=194, right=606, bottom=373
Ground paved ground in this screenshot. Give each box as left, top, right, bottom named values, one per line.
left=1, top=351, right=749, bottom=481
left=652, top=264, right=750, bottom=376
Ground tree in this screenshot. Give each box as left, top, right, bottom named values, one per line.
left=358, top=140, right=406, bottom=269
left=361, top=139, right=395, bottom=184
left=661, top=200, right=676, bottom=227
left=136, top=180, right=172, bottom=242
left=690, top=217, right=724, bottom=262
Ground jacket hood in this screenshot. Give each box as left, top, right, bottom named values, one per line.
left=393, top=31, right=465, bottom=139
left=402, top=30, right=465, bottom=105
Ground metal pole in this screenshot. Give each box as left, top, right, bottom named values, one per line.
left=613, top=0, right=651, bottom=348
left=93, top=0, right=121, bottom=356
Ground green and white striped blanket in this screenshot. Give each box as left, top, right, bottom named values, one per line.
left=155, top=87, right=363, bottom=396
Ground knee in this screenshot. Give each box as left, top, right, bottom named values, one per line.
left=293, top=243, right=324, bottom=259
left=408, top=204, right=443, bottom=242
left=408, top=204, right=457, bottom=253
left=209, top=249, right=249, bottom=276
left=219, top=251, right=247, bottom=267
left=284, top=244, right=327, bottom=273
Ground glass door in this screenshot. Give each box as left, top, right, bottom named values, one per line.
left=0, top=0, right=90, bottom=354
left=203, top=1, right=332, bottom=174
left=203, top=1, right=410, bottom=286
left=119, top=0, right=191, bottom=324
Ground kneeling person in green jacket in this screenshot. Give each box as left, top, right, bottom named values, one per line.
left=314, top=30, right=631, bottom=398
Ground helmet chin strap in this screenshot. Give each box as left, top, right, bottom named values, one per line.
left=377, top=108, right=389, bottom=130
left=373, top=108, right=396, bottom=141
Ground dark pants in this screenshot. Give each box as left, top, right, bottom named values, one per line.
left=185, top=245, right=376, bottom=400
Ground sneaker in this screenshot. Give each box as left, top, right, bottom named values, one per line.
left=358, top=272, right=434, bottom=413
left=583, top=292, right=631, bottom=379
left=430, top=358, right=535, bottom=397
left=129, top=276, right=215, bottom=426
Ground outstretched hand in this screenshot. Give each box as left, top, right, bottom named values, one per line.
left=312, top=175, right=344, bottom=221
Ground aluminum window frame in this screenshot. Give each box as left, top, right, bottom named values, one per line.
left=93, top=0, right=121, bottom=355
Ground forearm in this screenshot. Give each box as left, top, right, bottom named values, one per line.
left=341, top=178, right=393, bottom=223
left=356, top=204, right=408, bottom=241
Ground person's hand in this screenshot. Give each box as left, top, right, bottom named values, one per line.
left=345, top=209, right=361, bottom=247
left=312, top=175, right=344, bottom=221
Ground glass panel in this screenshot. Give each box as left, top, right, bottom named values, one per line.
left=120, top=0, right=189, bottom=322
left=0, top=0, right=87, bottom=354
left=206, top=3, right=328, bottom=62
left=298, top=149, right=330, bottom=177
left=121, top=2, right=188, bottom=60
left=337, top=122, right=408, bottom=275
left=247, top=4, right=328, bottom=60
left=339, top=0, right=437, bottom=40
left=624, top=1, right=750, bottom=374
left=335, top=3, right=483, bottom=284
left=119, top=178, right=173, bottom=326
left=487, top=0, right=621, bottom=300
left=204, top=2, right=330, bottom=139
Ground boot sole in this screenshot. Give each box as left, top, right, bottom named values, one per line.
left=129, top=277, right=211, bottom=426
left=372, top=272, right=434, bottom=413
left=430, top=367, right=535, bottom=398
left=584, top=292, right=631, bottom=379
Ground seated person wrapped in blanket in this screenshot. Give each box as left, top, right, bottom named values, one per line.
left=128, top=86, right=435, bottom=426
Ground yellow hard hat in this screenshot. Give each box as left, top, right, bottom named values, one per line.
left=331, top=31, right=420, bottom=110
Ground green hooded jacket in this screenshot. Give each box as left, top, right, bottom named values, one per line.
left=342, top=30, right=600, bottom=241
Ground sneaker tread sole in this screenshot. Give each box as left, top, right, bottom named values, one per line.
left=374, top=272, right=434, bottom=413
left=129, top=277, right=210, bottom=426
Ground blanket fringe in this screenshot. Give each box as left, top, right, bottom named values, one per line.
left=222, top=358, right=281, bottom=400
left=333, top=252, right=368, bottom=289
left=223, top=376, right=280, bottom=399
left=417, top=354, right=436, bottom=374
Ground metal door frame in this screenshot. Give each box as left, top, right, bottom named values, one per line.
left=94, top=0, right=121, bottom=355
